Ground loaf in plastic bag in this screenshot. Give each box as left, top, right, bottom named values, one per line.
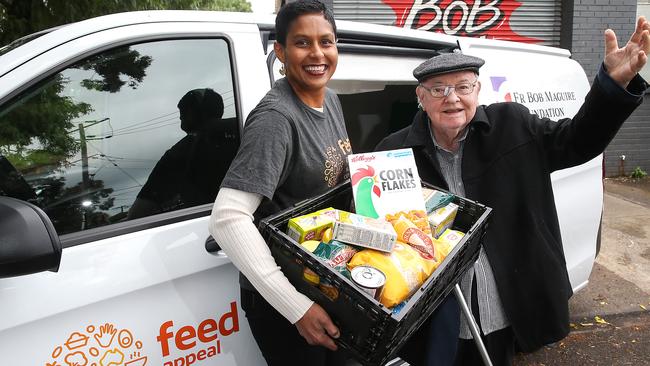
left=348, top=241, right=440, bottom=308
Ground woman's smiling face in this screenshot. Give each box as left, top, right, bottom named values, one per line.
left=274, top=13, right=338, bottom=102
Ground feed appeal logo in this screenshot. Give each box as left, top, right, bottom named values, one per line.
left=46, top=323, right=148, bottom=366
left=156, top=301, right=240, bottom=366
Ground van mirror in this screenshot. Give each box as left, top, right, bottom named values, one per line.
left=0, top=196, right=62, bottom=278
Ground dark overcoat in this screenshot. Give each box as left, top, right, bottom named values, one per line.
left=376, top=72, right=645, bottom=351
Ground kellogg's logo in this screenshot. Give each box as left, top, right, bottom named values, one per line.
left=351, top=155, right=376, bottom=163
left=382, top=0, right=542, bottom=43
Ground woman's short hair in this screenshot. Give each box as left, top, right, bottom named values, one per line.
left=275, top=0, right=337, bottom=46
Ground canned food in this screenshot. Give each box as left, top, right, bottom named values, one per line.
left=350, top=265, right=386, bottom=301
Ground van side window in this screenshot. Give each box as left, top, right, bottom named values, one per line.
left=0, top=38, right=239, bottom=235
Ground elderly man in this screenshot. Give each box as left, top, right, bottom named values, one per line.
left=378, top=17, right=650, bottom=366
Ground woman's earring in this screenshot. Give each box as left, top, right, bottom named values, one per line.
left=279, top=64, right=286, bottom=76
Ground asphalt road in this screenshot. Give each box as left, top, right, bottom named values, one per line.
left=514, top=178, right=650, bottom=365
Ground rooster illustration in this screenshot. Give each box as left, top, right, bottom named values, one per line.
left=351, top=166, right=381, bottom=218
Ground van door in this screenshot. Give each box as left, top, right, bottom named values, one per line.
left=0, top=22, right=265, bottom=366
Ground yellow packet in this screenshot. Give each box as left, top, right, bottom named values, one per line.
left=391, top=215, right=436, bottom=260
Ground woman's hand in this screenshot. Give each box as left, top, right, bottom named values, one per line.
left=604, top=16, right=650, bottom=88
left=295, top=302, right=340, bottom=351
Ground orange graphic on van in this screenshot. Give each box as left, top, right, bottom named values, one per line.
left=47, top=323, right=148, bottom=366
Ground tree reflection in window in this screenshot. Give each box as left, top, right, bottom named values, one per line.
left=0, top=46, right=152, bottom=234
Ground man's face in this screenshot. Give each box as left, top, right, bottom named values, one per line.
left=416, top=70, right=481, bottom=133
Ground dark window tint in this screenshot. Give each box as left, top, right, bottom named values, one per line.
left=0, top=38, right=239, bottom=235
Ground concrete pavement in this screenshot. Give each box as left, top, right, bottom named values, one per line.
left=515, top=179, right=650, bottom=365
left=569, top=190, right=650, bottom=319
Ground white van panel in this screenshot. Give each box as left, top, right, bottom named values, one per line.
left=0, top=217, right=265, bottom=366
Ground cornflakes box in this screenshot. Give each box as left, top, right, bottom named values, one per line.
left=348, top=149, right=435, bottom=257
left=348, top=148, right=427, bottom=222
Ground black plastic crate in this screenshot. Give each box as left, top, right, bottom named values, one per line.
left=258, top=180, right=492, bottom=366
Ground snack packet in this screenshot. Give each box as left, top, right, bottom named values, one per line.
left=312, top=240, right=358, bottom=278
left=391, top=215, right=436, bottom=260
left=348, top=241, right=440, bottom=308
left=434, top=229, right=465, bottom=259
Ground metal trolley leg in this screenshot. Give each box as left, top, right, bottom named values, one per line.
left=453, top=284, right=493, bottom=366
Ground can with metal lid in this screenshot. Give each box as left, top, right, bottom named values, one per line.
left=350, top=265, right=386, bottom=301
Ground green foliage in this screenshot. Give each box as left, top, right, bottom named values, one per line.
left=78, top=46, right=153, bottom=93
left=0, top=73, right=91, bottom=159
left=0, top=0, right=252, bottom=46
left=4, top=150, right=64, bottom=171
left=630, top=166, right=648, bottom=179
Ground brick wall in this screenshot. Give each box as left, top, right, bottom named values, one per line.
left=570, top=0, right=649, bottom=177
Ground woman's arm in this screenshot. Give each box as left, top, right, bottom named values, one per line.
left=209, top=187, right=313, bottom=323
left=209, top=187, right=341, bottom=350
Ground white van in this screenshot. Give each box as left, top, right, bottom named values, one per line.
left=0, top=10, right=597, bottom=366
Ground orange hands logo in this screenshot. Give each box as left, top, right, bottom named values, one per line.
left=94, top=323, right=117, bottom=348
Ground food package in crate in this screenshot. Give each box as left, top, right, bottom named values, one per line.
left=421, top=187, right=455, bottom=214
left=260, top=180, right=492, bottom=366
left=288, top=207, right=397, bottom=252
left=428, top=202, right=459, bottom=239
left=286, top=207, right=337, bottom=243
left=332, top=210, right=397, bottom=252
left=348, top=148, right=436, bottom=258
left=348, top=241, right=439, bottom=308
left=434, top=228, right=465, bottom=258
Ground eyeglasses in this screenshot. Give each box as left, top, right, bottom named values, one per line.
left=419, top=80, right=478, bottom=98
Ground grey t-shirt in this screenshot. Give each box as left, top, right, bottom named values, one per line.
left=221, top=77, right=352, bottom=220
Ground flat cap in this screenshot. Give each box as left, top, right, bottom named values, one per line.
left=413, top=52, right=485, bottom=82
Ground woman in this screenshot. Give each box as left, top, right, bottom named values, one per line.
left=208, top=1, right=352, bottom=365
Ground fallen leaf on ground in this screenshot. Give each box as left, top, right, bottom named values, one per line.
left=594, top=315, right=610, bottom=325
left=580, top=322, right=594, bottom=326
left=640, top=304, right=647, bottom=310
